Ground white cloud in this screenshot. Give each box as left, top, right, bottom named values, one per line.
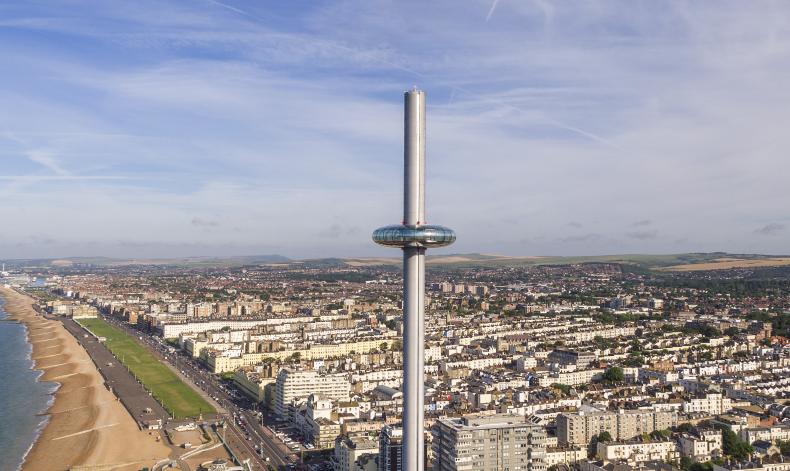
left=1, top=1, right=789, bottom=257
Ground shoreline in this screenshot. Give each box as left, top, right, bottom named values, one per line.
left=19, top=343, right=59, bottom=471
left=0, top=297, right=57, bottom=471
left=0, top=286, right=172, bottom=471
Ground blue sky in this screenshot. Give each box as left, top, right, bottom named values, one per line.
left=1, top=0, right=789, bottom=259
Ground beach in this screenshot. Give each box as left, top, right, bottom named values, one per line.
left=0, top=286, right=171, bottom=471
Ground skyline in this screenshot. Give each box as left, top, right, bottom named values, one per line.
left=2, top=1, right=790, bottom=259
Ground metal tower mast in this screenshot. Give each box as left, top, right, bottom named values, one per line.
left=373, top=89, right=456, bottom=471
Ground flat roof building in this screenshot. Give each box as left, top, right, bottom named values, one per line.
left=274, top=368, right=350, bottom=418
left=380, top=425, right=403, bottom=471
left=432, top=414, right=547, bottom=471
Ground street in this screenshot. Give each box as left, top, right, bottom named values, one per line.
left=99, top=313, right=300, bottom=471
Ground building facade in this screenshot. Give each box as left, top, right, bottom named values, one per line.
left=379, top=425, right=403, bottom=471
left=432, top=414, right=547, bottom=471
left=557, top=410, right=677, bottom=446
left=274, top=368, right=350, bottom=418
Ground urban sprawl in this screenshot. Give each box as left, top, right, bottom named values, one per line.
left=5, top=260, right=790, bottom=471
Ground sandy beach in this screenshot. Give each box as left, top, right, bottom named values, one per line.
left=0, top=287, right=172, bottom=471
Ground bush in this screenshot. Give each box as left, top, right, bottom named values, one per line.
left=602, top=367, right=624, bottom=383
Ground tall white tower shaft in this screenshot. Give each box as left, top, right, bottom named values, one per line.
left=372, top=89, right=455, bottom=471
left=402, top=89, right=426, bottom=471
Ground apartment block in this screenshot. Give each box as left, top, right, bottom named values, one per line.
left=557, top=410, right=677, bottom=446
left=274, top=368, right=350, bottom=418
left=432, top=414, right=547, bottom=471
left=379, top=425, right=403, bottom=471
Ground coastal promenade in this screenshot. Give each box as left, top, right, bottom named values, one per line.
left=0, top=287, right=172, bottom=471
left=60, top=317, right=171, bottom=426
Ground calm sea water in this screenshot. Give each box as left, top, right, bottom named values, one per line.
left=0, top=297, right=58, bottom=471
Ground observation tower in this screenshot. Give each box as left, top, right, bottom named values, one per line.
left=372, top=89, right=455, bottom=471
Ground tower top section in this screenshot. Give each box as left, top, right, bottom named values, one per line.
left=403, top=89, right=426, bottom=227
left=373, top=89, right=455, bottom=250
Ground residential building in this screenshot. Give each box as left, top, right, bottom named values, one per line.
left=432, top=414, right=547, bottom=471
left=544, top=446, right=586, bottom=467
left=678, top=429, right=722, bottom=462
left=683, top=394, right=732, bottom=416
left=596, top=439, right=678, bottom=464
left=379, top=425, right=403, bottom=471
left=274, top=368, right=350, bottom=418
left=557, top=410, right=677, bottom=446
left=335, top=434, right=379, bottom=471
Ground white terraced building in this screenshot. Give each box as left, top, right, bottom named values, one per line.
left=274, top=368, right=350, bottom=418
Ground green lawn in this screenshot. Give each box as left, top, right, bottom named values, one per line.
left=78, top=318, right=215, bottom=419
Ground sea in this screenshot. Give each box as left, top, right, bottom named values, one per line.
left=0, top=296, right=59, bottom=471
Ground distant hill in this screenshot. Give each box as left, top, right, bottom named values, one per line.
left=5, top=252, right=790, bottom=271
left=337, top=252, right=790, bottom=271
left=6, top=254, right=291, bottom=268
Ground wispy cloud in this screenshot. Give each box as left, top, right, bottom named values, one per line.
left=1, top=1, right=789, bottom=257
left=26, top=150, right=68, bottom=175
left=485, top=0, right=500, bottom=22
left=204, top=0, right=248, bottom=16
left=191, top=217, right=219, bottom=228
left=559, top=233, right=601, bottom=243
left=626, top=230, right=659, bottom=240
left=755, top=223, right=784, bottom=236
left=319, top=223, right=361, bottom=239
left=0, top=175, right=129, bottom=181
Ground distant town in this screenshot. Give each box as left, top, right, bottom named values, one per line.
left=3, top=254, right=790, bottom=471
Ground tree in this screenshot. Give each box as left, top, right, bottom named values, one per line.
left=624, top=355, right=645, bottom=367
left=776, top=440, right=790, bottom=456
left=551, top=383, right=572, bottom=395
left=689, top=462, right=713, bottom=471
left=720, top=427, right=753, bottom=460
left=602, top=367, right=624, bottom=383
left=676, top=423, right=694, bottom=433
left=290, top=352, right=301, bottom=362
left=724, top=327, right=740, bottom=337
left=597, top=431, right=613, bottom=443
left=593, top=335, right=613, bottom=350
left=391, top=339, right=403, bottom=351
left=380, top=342, right=389, bottom=352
